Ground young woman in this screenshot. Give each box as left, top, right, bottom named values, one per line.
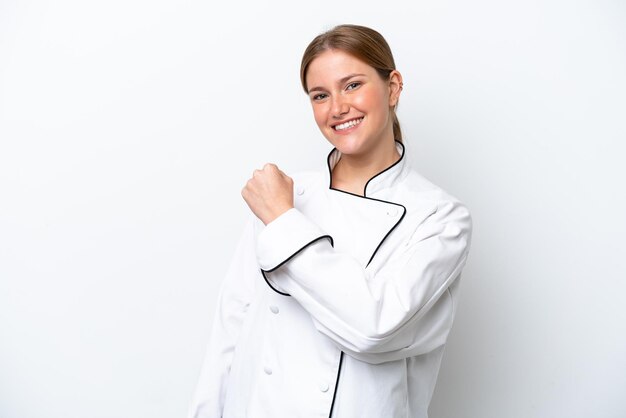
left=188, top=24, right=472, bottom=418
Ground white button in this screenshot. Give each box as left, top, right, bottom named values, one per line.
left=264, top=366, right=273, bottom=375
left=386, top=207, right=398, bottom=217
left=319, top=382, right=329, bottom=392
left=269, top=305, right=279, bottom=314
left=296, top=187, right=305, bottom=195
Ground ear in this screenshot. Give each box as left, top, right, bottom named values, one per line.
left=388, top=70, right=403, bottom=107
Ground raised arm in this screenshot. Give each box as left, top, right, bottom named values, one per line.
left=256, top=199, right=472, bottom=364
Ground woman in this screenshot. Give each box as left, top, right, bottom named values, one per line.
left=188, top=24, right=472, bottom=418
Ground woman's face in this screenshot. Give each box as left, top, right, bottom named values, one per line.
left=305, top=49, right=400, bottom=157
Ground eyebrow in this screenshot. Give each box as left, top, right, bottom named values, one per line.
left=307, top=73, right=367, bottom=94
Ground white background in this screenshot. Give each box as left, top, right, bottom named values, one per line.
left=1, top=0, right=625, bottom=417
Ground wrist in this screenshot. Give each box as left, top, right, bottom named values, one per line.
left=262, top=205, right=294, bottom=226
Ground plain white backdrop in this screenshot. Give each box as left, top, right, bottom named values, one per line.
left=1, top=0, right=625, bottom=417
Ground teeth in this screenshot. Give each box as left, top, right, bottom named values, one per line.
left=335, top=117, right=363, bottom=131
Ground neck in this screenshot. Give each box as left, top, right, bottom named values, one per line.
left=331, top=138, right=400, bottom=196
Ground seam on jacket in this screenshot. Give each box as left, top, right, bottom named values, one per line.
left=447, top=287, right=455, bottom=319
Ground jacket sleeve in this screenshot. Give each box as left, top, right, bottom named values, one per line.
left=256, top=199, right=472, bottom=364
left=187, top=214, right=259, bottom=418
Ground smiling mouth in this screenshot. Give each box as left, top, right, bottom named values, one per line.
left=332, top=117, right=364, bottom=131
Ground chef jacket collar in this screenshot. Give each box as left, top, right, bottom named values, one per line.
left=326, top=139, right=409, bottom=197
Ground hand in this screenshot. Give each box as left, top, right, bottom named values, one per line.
left=241, top=163, right=294, bottom=225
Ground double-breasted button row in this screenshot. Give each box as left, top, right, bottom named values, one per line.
left=264, top=305, right=278, bottom=376
left=263, top=302, right=327, bottom=392
left=296, top=186, right=305, bottom=196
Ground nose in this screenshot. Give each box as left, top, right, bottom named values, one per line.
left=331, top=96, right=349, bottom=119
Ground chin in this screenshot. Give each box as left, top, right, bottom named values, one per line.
left=327, top=136, right=369, bottom=156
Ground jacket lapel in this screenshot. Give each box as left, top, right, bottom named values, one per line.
left=297, top=139, right=409, bottom=268
left=317, top=189, right=405, bottom=268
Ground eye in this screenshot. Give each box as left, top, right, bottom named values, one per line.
left=346, top=81, right=361, bottom=91
left=311, top=93, right=328, bottom=101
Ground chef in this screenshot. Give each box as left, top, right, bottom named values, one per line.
left=188, top=24, right=472, bottom=418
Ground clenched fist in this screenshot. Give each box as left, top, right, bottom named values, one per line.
left=241, top=163, right=294, bottom=225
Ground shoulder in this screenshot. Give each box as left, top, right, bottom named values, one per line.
left=401, top=168, right=464, bottom=203
left=398, top=166, right=472, bottom=233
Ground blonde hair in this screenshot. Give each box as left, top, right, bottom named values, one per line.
left=300, top=24, right=402, bottom=142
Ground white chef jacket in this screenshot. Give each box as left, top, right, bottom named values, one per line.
left=188, top=140, right=473, bottom=418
